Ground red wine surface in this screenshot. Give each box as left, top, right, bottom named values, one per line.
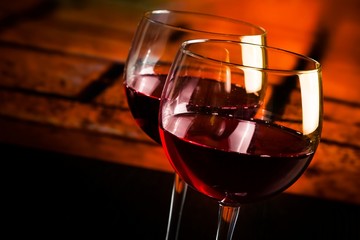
left=124, top=74, right=260, bottom=144
left=160, top=113, right=314, bottom=204
left=124, top=75, right=166, bottom=144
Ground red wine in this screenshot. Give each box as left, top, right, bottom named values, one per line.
left=124, top=75, right=166, bottom=144
left=159, top=113, right=315, bottom=204
left=125, top=74, right=261, bottom=144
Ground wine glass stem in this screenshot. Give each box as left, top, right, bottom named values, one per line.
left=165, top=173, right=188, bottom=240
left=216, top=203, right=241, bottom=240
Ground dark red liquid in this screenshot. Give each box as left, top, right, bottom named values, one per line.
left=159, top=113, right=315, bottom=204
left=124, top=75, right=166, bottom=144
left=125, top=74, right=261, bottom=144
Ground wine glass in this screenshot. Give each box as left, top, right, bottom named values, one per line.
left=123, top=10, right=266, bottom=240
left=159, top=39, right=323, bottom=239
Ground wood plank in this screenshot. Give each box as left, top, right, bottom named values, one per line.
left=0, top=1, right=144, bottom=62
left=0, top=45, right=113, bottom=97
left=0, top=18, right=132, bottom=62
left=0, top=90, right=150, bottom=143
left=0, top=117, right=171, bottom=173
left=288, top=142, right=360, bottom=205
left=53, top=0, right=144, bottom=34
left=93, top=77, right=128, bottom=108
left=322, top=100, right=360, bottom=147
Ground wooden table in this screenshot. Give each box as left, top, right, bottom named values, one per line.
left=0, top=0, right=359, bottom=208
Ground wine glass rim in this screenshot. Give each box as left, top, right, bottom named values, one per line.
left=181, top=39, right=322, bottom=74
left=143, top=9, right=267, bottom=37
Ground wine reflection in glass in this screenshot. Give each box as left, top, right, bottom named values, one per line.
left=123, top=10, right=266, bottom=240
left=159, top=39, right=323, bottom=239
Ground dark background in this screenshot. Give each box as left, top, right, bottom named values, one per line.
left=2, top=142, right=359, bottom=239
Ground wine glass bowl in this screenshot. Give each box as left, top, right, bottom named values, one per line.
left=124, top=9, right=266, bottom=144
left=159, top=39, right=323, bottom=239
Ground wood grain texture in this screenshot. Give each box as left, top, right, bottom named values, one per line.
left=0, top=0, right=140, bottom=61
left=0, top=0, right=359, bottom=205
left=0, top=45, right=112, bottom=96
